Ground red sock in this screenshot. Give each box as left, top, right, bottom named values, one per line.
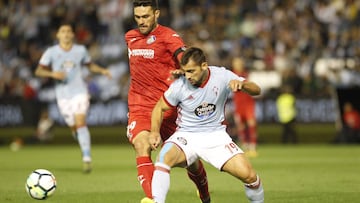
left=248, top=126, right=257, bottom=145
left=136, top=156, right=154, bottom=198
left=187, top=160, right=210, bottom=201
left=237, top=127, right=247, bottom=144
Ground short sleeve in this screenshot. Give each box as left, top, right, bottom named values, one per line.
left=163, top=79, right=183, bottom=107
left=39, top=48, right=52, bottom=66
left=81, top=46, right=91, bottom=65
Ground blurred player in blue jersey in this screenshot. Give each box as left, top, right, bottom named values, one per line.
left=35, top=24, right=111, bottom=173
left=148, top=47, right=264, bottom=203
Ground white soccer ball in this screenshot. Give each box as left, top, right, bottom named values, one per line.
left=25, top=169, right=57, bottom=200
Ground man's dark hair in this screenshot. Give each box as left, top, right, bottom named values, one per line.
left=58, top=22, right=75, bottom=31
left=133, top=0, right=159, bottom=10
left=180, top=47, right=207, bottom=66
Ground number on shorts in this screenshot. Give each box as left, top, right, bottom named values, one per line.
left=225, top=142, right=239, bottom=154
left=126, top=121, right=136, bottom=139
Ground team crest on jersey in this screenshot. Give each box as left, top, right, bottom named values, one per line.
left=194, top=102, right=216, bottom=119
left=147, top=35, right=156, bottom=44
left=61, top=60, right=75, bottom=72
left=177, top=137, right=187, bottom=145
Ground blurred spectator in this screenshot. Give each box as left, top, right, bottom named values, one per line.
left=0, top=0, right=360, bottom=102
left=276, top=85, right=298, bottom=144
left=341, top=102, right=360, bottom=143
left=281, top=67, right=303, bottom=95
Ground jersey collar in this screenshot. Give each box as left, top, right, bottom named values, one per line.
left=199, top=69, right=210, bottom=88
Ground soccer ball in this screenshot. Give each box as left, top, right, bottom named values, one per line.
left=25, top=169, right=57, bottom=200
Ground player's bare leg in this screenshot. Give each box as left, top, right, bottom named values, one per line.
left=152, top=142, right=188, bottom=203
left=133, top=131, right=154, bottom=198
left=221, top=154, right=264, bottom=203
left=148, top=145, right=210, bottom=203
left=74, top=114, right=92, bottom=173
left=160, top=113, right=210, bottom=202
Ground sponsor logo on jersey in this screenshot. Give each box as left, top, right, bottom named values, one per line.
left=194, top=102, right=216, bottom=119
left=147, top=35, right=156, bottom=44
left=128, top=48, right=155, bottom=59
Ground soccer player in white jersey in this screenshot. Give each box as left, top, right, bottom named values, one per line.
left=35, top=24, right=111, bottom=173
left=148, top=47, right=264, bottom=203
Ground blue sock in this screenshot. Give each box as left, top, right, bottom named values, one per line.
left=76, top=126, right=91, bottom=162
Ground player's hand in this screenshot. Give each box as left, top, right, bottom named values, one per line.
left=168, top=69, right=184, bottom=81
left=51, top=72, right=66, bottom=81
left=148, top=132, right=161, bottom=150
left=102, top=69, right=112, bottom=79
left=228, top=80, right=243, bottom=92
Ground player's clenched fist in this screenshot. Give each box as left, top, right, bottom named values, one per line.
left=148, top=132, right=161, bottom=150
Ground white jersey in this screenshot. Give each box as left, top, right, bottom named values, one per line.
left=164, top=66, right=245, bottom=132
left=39, top=44, right=91, bottom=99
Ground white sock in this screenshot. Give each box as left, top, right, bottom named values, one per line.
left=152, top=163, right=171, bottom=203
left=76, top=126, right=91, bottom=162
left=244, top=175, right=264, bottom=203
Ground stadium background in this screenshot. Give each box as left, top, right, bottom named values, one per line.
left=1, top=0, right=360, bottom=144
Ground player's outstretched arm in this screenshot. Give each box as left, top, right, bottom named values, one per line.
left=35, top=65, right=66, bottom=81
left=229, top=80, right=261, bottom=96
left=88, top=63, right=112, bottom=79
left=241, top=81, right=261, bottom=96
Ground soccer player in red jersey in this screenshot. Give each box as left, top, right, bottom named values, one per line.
left=125, top=1, right=210, bottom=202
left=342, top=102, right=360, bottom=142
left=231, top=57, right=258, bottom=157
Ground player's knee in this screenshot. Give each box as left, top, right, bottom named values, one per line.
left=132, top=138, right=151, bottom=156
left=242, top=170, right=258, bottom=184
left=244, top=174, right=261, bottom=189
left=74, top=115, right=87, bottom=127
left=226, top=162, right=257, bottom=184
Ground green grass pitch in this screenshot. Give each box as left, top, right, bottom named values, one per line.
left=1, top=143, right=359, bottom=203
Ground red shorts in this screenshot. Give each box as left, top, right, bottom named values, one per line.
left=234, top=107, right=255, bottom=122
left=127, top=108, right=177, bottom=143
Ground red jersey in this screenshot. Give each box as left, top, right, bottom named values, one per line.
left=232, top=70, right=255, bottom=118
left=343, top=110, right=360, bottom=130
left=125, top=25, right=185, bottom=113
left=125, top=25, right=184, bottom=141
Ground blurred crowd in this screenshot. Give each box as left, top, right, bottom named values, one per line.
left=0, top=0, right=132, bottom=102
left=1, top=0, right=360, bottom=102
